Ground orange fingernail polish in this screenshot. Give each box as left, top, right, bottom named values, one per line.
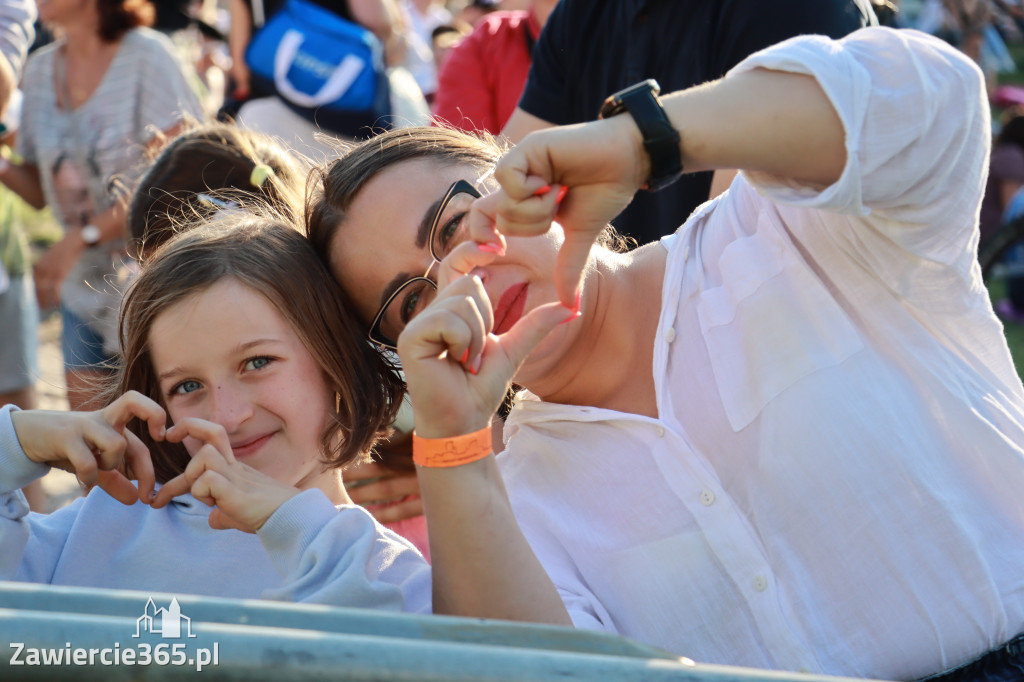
left=533, top=184, right=552, bottom=196
left=460, top=348, right=470, bottom=363
left=560, top=310, right=582, bottom=325
left=470, top=354, right=482, bottom=375
left=555, top=186, right=568, bottom=204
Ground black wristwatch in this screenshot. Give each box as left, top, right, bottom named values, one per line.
left=598, top=79, right=683, bottom=192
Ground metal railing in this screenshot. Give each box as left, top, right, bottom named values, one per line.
left=0, top=581, right=884, bottom=681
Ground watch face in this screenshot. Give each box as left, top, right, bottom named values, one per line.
left=82, top=224, right=101, bottom=245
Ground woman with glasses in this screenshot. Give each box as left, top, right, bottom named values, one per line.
left=307, top=27, right=1024, bottom=681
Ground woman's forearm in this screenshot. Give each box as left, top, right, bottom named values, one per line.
left=659, top=68, right=846, bottom=188
left=419, top=456, right=573, bottom=626
left=0, top=161, right=46, bottom=209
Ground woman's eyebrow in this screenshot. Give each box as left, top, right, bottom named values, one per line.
left=417, top=197, right=445, bottom=248
left=380, top=271, right=413, bottom=309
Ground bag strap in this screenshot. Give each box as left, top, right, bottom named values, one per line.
left=251, top=0, right=266, bottom=29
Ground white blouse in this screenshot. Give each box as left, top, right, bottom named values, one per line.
left=499, top=27, right=1024, bottom=680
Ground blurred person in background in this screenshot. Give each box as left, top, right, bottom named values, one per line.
left=0, top=0, right=36, bottom=415
left=430, top=23, right=466, bottom=72
left=432, top=0, right=556, bottom=134
left=400, top=0, right=451, bottom=104
left=0, top=0, right=202, bottom=411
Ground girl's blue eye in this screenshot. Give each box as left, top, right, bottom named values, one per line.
left=171, top=380, right=201, bottom=395
left=245, top=356, right=272, bottom=371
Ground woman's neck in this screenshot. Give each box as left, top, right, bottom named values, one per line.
left=61, top=24, right=108, bottom=58
left=519, top=242, right=667, bottom=417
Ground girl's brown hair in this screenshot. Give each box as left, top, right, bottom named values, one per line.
left=98, top=0, right=155, bottom=42
left=107, top=215, right=404, bottom=484
left=128, top=123, right=308, bottom=261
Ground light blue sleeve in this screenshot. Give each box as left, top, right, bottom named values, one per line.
left=0, top=404, right=82, bottom=582
left=257, top=489, right=432, bottom=614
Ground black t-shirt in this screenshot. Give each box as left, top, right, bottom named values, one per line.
left=519, top=0, right=877, bottom=245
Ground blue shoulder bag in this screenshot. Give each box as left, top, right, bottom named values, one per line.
left=245, top=0, right=392, bottom=136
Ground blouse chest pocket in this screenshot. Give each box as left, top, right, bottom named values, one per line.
left=695, top=209, right=864, bottom=432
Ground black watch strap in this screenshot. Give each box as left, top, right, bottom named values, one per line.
left=599, top=79, right=683, bottom=192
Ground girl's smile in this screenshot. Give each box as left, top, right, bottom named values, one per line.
left=148, top=278, right=337, bottom=493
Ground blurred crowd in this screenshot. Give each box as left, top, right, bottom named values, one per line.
left=4, top=0, right=1024, bottom=508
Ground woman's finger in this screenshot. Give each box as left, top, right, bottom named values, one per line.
left=498, top=300, right=577, bottom=372
left=467, top=192, right=507, bottom=254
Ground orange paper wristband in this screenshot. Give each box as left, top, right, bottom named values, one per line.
left=412, top=427, right=493, bottom=468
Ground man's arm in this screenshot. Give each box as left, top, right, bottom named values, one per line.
left=501, top=107, right=553, bottom=145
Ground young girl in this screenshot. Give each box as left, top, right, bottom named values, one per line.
left=308, top=27, right=1024, bottom=681
left=0, top=216, right=430, bottom=611
left=127, top=123, right=432, bottom=560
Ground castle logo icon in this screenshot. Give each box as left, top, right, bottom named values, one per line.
left=133, top=597, right=197, bottom=639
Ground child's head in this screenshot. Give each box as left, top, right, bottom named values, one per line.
left=128, top=123, right=307, bottom=260
left=110, top=214, right=404, bottom=485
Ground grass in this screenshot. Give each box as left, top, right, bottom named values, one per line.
left=988, top=275, right=1024, bottom=378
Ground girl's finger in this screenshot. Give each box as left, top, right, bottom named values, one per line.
left=208, top=507, right=247, bottom=532
left=190, top=469, right=231, bottom=510
left=103, top=390, right=167, bottom=441
left=165, top=418, right=235, bottom=463
left=61, top=436, right=103, bottom=485
left=149, top=442, right=225, bottom=507
left=81, top=418, right=128, bottom=473
left=151, top=473, right=189, bottom=508
left=95, top=469, right=141, bottom=506
left=124, top=429, right=156, bottom=504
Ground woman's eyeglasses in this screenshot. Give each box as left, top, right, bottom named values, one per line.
left=368, top=179, right=482, bottom=349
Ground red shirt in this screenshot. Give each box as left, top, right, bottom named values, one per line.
left=431, top=9, right=540, bottom=134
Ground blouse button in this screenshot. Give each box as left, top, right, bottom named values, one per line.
left=700, top=490, right=715, bottom=506
left=665, top=327, right=676, bottom=343
left=753, top=575, right=767, bottom=592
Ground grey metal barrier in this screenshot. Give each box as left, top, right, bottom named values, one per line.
left=0, top=581, right=889, bottom=681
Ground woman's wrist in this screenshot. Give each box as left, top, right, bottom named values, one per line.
left=413, top=426, right=493, bottom=468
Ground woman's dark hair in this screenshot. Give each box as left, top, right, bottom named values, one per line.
left=305, top=126, right=630, bottom=326
left=305, top=126, right=503, bottom=274
left=128, top=123, right=308, bottom=260
left=98, top=0, right=155, bottom=42
left=105, top=215, right=404, bottom=483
